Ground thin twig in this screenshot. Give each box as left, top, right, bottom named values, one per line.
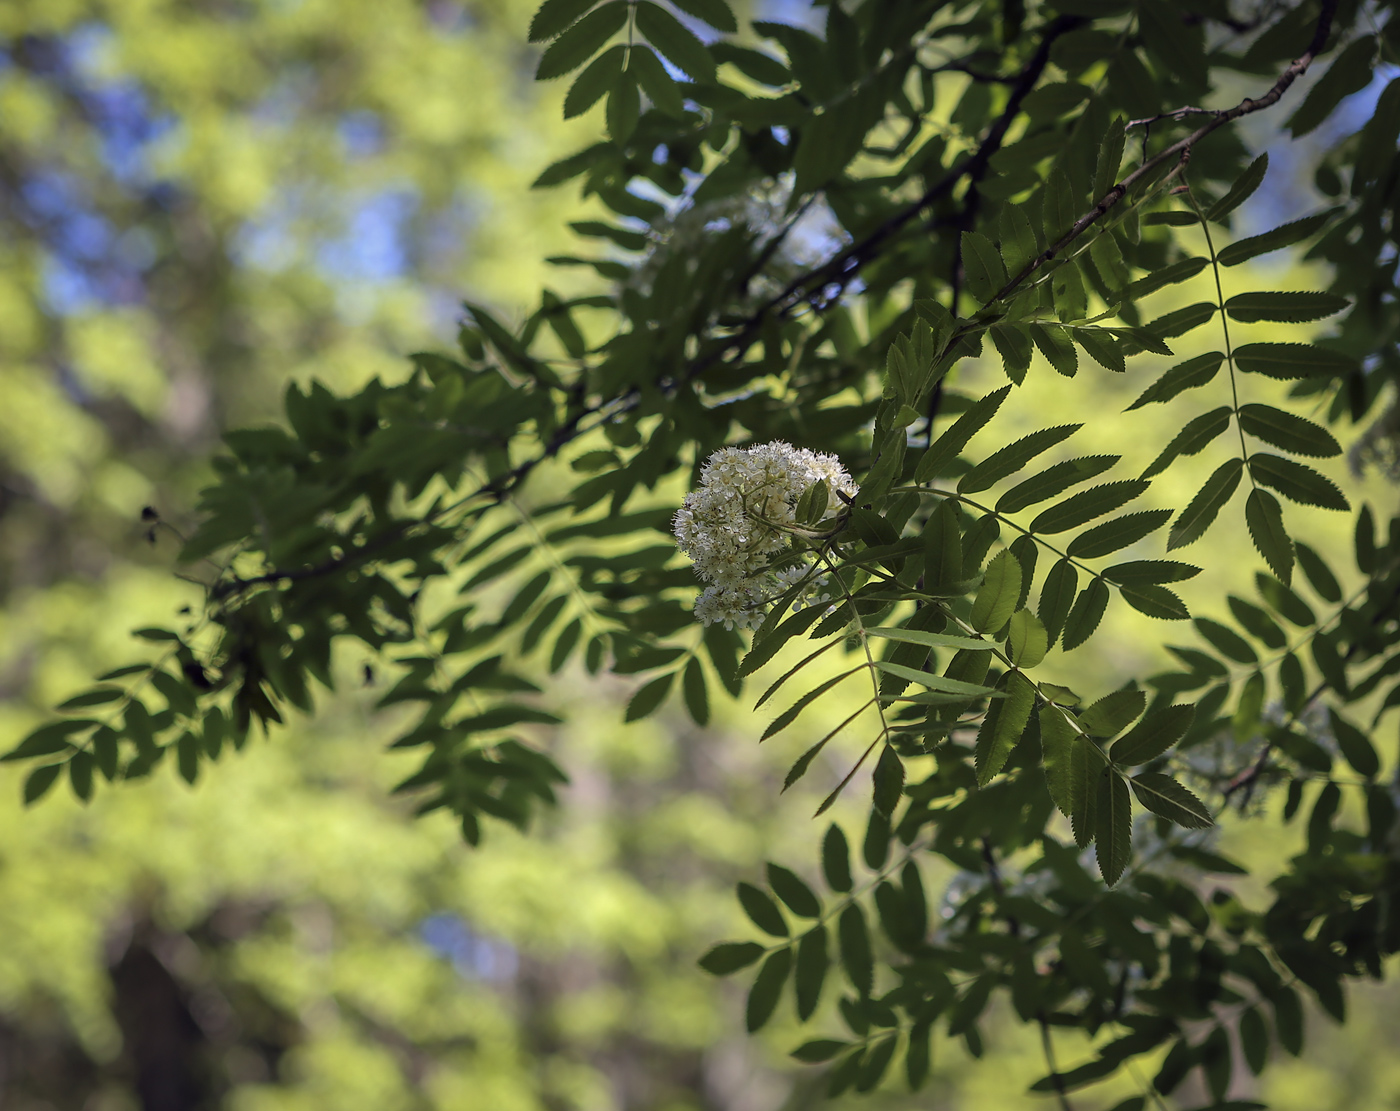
left=1039, top=1019, right=1076, bottom=1111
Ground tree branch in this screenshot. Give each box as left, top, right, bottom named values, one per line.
left=987, top=0, right=1339, bottom=306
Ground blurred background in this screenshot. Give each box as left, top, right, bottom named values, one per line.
left=0, top=1, right=1396, bottom=1108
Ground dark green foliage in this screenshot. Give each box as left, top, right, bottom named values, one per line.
left=13, top=0, right=1400, bottom=1101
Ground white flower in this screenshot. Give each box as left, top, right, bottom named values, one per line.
left=673, top=441, right=856, bottom=627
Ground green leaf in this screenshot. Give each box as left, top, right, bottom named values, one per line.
left=1167, top=459, right=1243, bottom=550
left=1143, top=301, right=1217, bottom=342
left=1030, top=323, right=1078, bottom=377
left=746, top=947, right=793, bottom=1032
left=768, top=862, right=821, bottom=918
left=855, top=1034, right=899, bottom=1093
left=1230, top=595, right=1286, bottom=649
left=1073, top=327, right=1126, bottom=373
left=794, top=925, right=829, bottom=1020
left=1295, top=542, right=1341, bottom=602
left=682, top=657, right=709, bottom=725
left=550, top=618, right=583, bottom=673
left=1355, top=76, right=1400, bottom=186
left=872, top=744, right=904, bottom=816
left=529, top=0, right=597, bottom=41
left=823, top=824, right=852, bottom=892
left=1096, top=772, right=1132, bottom=885
left=1274, top=987, right=1304, bottom=1055
left=1224, top=291, right=1349, bottom=324
left=1115, top=256, right=1208, bottom=301
left=69, top=750, right=94, bottom=801
left=23, top=763, right=63, bottom=805
left=1234, top=342, right=1357, bottom=380
left=1040, top=706, right=1080, bottom=817
left=739, top=606, right=824, bottom=678
left=989, top=324, right=1033, bottom=384
left=792, top=101, right=865, bottom=197
left=1111, top=323, right=1173, bottom=355
left=838, top=904, right=873, bottom=996
left=1039, top=558, right=1078, bottom=645
left=1287, top=35, right=1376, bottom=137
left=1062, top=577, right=1109, bottom=651
left=962, top=231, right=1008, bottom=303
left=605, top=69, right=640, bottom=142
left=1249, top=454, right=1349, bottom=511
left=1129, top=771, right=1212, bottom=828
left=521, top=594, right=568, bottom=654
left=1356, top=505, right=1377, bottom=574
left=997, top=455, right=1119, bottom=515
left=672, top=0, right=737, bottom=32
left=3, top=719, right=95, bottom=762
left=1118, top=582, right=1189, bottom=620
left=1068, top=732, right=1104, bottom=847
left=1257, top=571, right=1316, bottom=627
left=1044, top=168, right=1078, bottom=241
left=906, top=1019, right=933, bottom=1090
left=1240, top=1007, right=1269, bottom=1075
left=871, top=661, right=995, bottom=697
left=1094, top=114, right=1126, bottom=199
left=1090, top=233, right=1130, bottom=289
left=865, top=628, right=995, bottom=653
left=1238, top=404, right=1341, bottom=459
left=1111, top=703, right=1194, bottom=765
left=1008, top=610, right=1049, bottom=669
left=1141, top=406, right=1232, bottom=478
left=563, top=43, right=625, bottom=117
left=1125, top=352, right=1223, bottom=410
left=976, top=671, right=1034, bottom=784
left=569, top=219, right=646, bottom=250
left=792, top=1039, right=849, bottom=1063
left=738, top=881, right=789, bottom=937
left=93, top=726, right=120, bottom=779
left=1080, top=688, right=1145, bottom=738
left=917, top=386, right=1012, bottom=481
left=56, top=686, right=125, bottom=710
left=1207, top=152, right=1268, bottom=221
left=970, top=549, right=1022, bottom=633
left=1245, top=489, right=1294, bottom=585
left=922, top=499, right=964, bottom=587
left=1330, top=710, right=1379, bottom=778
left=1022, top=81, right=1092, bottom=123
left=1195, top=616, right=1257, bottom=663
left=624, top=672, right=674, bottom=721
left=1029, top=1056, right=1121, bottom=1094
left=535, top=1, right=628, bottom=79
left=1138, top=0, right=1205, bottom=85
left=133, top=626, right=181, bottom=642
left=1218, top=211, right=1332, bottom=266
left=96, top=663, right=150, bottom=681
left=959, top=425, right=1081, bottom=493
left=1067, top=509, right=1172, bottom=559
left=999, top=204, right=1039, bottom=276
left=864, top=810, right=891, bottom=871
left=634, top=0, right=715, bottom=80
left=1102, top=560, right=1201, bottom=584
left=1029, top=479, right=1148, bottom=534
left=176, top=729, right=201, bottom=784
left=628, top=44, right=685, bottom=116
left=699, top=941, right=766, bottom=975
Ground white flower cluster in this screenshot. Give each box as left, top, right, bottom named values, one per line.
left=673, top=441, right=857, bottom=629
